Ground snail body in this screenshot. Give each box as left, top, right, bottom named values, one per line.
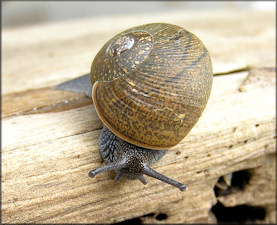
left=55, top=23, right=213, bottom=191
left=90, top=125, right=187, bottom=190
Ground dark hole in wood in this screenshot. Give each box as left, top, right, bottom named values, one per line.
left=232, top=169, right=251, bottom=189
left=116, top=213, right=155, bottom=224
left=211, top=202, right=266, bottom=223
left=115, top=217, right=142, bottom=225
left=215, top=169, right=252, bottom=196
left=155, top=213, right=168, bottom=221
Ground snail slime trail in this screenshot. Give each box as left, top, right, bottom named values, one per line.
left=56, top=23, right=213, bottom=191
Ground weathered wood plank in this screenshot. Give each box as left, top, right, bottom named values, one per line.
left=2, top=87, right=92, bottom=119
left=2, top=10, right=276, bottom=224
left=2, top=68, right=275, bottom=223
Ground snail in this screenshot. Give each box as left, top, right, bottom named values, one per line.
left=54, top=23, right=213, bottom=191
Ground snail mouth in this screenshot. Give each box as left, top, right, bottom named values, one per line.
left=115, top=169, right=147, bottom=183
left=115, top=162, right=147, bottom=183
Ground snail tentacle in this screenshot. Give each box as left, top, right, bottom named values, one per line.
left=115, top=171, right=124, bottom=182
left=139, top=175, right=148, bottom=185
left=142, top=164, right=186, bottom=191
left=88, top=160, right=126, bottom=178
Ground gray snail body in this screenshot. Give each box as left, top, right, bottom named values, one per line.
left=91, top=125, right=186, bottom=190
left=55, top=23, right=213, bottom=191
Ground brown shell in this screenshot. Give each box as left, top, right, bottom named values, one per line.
left=90, top=23, right=213, bottom=150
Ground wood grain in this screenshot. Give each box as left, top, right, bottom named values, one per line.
left=2, top=10, right=276, bottom=224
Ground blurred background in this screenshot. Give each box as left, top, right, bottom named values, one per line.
left=2, top=1, right=275, bottom=28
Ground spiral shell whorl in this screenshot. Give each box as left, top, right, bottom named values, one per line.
left=91, top=23, right=213, bottom=149
left=91, top=28, right=154, bottom=83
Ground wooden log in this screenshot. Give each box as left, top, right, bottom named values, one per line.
left=2, top=10, right=275, bottom=223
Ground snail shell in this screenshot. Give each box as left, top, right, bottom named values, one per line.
left=90, top=23, right=213, bottom=150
